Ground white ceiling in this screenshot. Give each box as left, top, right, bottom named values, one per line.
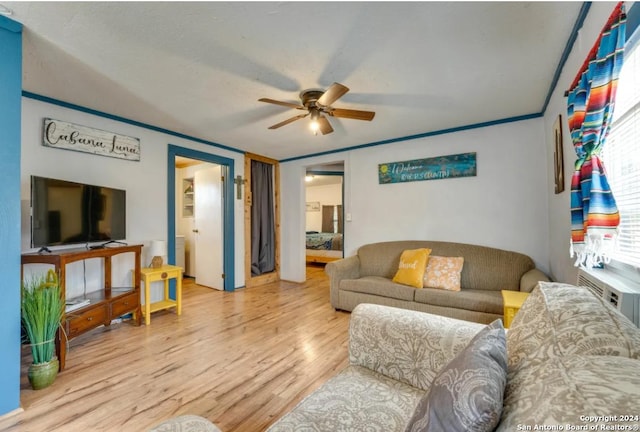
left=4, top=1, right=584, bottom=161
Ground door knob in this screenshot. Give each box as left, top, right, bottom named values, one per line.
left=192, top=229, right=199, bottom=233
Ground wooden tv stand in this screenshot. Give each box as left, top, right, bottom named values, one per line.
left=21, top=244, right=142, bottom=371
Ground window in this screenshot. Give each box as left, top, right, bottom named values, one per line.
left=603, top=34, right=640, bottom=268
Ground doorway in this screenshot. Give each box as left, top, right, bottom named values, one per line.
left=304, top=162, right=345, bottom=266
left=167, top=145, right=235, bottom=291
left=176, top=160, right=224, bottom=290
left=244, top=152, right=280, bottom=288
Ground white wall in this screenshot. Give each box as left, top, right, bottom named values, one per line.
left=281, top=118, right=550, bottom=282
left=543, top=2, right=621, bottom=284
left=305, top=182, right=342, bottom=232
left=21, top=97, right=245, bottom=293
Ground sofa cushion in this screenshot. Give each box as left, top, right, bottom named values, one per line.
left=266, top=365, right=424, bottom=432
left=414, top=288, right=503, bottom=315
left=508, top=282, right=640, bottom=373
left=497, top=355, right=640, bottom=431
left=452, top=245, right=533, bottom=292
left=405, top=320, right=507, bottom=432
left=341, top=277, right=416, bottom=301
left=357, top=241, right=534, bottom=292
left=423, top=256, right=464, bottom=291
left=393, top=248, right=432, bottom=288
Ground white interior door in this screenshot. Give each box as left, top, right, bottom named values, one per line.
left=194, top=165, right=224, bottom=290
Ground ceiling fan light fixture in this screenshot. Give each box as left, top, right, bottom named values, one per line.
left=309, top=109, right=320, bottom=134
left=259, top=82, right=375, bottom=135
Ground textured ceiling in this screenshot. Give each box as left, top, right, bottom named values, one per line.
left=5, top=1, right=583, bottom=160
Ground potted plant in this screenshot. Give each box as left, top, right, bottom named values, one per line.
left=21, top=269, right=64, bottom=390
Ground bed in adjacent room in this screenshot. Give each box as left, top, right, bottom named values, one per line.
left=305, top=232, right=343, bottom=264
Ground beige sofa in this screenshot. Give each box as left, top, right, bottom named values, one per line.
left=325, top=240, right=549, bottom=324
left=265, top=283, right=640, bottom=431
left=152, top=282, right=640, bottom=431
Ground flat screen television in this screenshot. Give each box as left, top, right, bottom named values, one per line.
left=31, top=176, right=126, bottom=248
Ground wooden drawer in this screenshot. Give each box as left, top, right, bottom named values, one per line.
left=111, top=292, right=139, bottom=317
left=66, top=305, right=109, bottom=338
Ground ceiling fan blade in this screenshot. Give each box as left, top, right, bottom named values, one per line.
left=259, top=98, right=305, bottom=110
left=328, top=108, right=376, bottom=121
left=318, top=115, right=334, bottom=135
left=268, top=113, right=309, bottom=129
left=317, top=82, right=350, bottom=107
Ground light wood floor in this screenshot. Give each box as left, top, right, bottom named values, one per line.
left=0, top=265, right=351, bottom=432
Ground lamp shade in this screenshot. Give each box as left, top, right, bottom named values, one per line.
left=149, top=240, right=167, bottom=268
left=149, top=240, right=167, bottom=258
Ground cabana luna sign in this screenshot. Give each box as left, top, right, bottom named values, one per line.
left=378, top=152, right=477, bottom=184
left=42, top=118, right=140, bottom=161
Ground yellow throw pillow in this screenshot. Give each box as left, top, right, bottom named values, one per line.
left=392, top=248, right=432, bottom=288
left=423, top=256, right=464, bottom=291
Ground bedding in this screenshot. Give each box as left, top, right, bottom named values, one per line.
left=306, top=232, right=343, bottom=251
left=306, top=232, right=343, bottom=264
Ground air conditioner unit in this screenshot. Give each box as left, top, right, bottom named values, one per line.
left=577, top=268, right=640, bottom=328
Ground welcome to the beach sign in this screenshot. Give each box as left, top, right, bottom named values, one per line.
left=42, top=118, right=140, bottom=161
left=378, top=152, right=477, bottom=184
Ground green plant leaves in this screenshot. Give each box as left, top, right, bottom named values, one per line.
left=21, top=271, right=63, bottom=364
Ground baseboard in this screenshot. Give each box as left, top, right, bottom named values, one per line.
left=0, top=407, right=24, bottom=421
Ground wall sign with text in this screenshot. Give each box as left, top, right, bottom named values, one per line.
left=42, top=118, right=140, bottom=161
left=378, top=152, right=477, bottom=184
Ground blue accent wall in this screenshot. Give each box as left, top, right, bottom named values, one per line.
left=0, top=15, right=23, bottom=416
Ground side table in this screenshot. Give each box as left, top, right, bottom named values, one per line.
left=140, top=265, right=183, bottom=325
left=501, top=290, right=530, bottom=329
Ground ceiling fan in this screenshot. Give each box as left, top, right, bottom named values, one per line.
left=259, top=82, right=375, bottom=135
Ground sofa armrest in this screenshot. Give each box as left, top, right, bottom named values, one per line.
left=325, top=255, right=361, bottom=309
left=348, top=303, right=485, bottom=391
left=519, top=268, right=550, bottom=293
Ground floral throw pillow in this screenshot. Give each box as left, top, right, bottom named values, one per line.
left=404, top=319, right=507, bottom=432
left=423, top=256, right=464, bottom=291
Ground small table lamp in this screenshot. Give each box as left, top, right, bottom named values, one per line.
left=149, top=240, right=167, bottom=268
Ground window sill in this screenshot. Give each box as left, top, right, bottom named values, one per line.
left=604, top=259, right=640, bottom=285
